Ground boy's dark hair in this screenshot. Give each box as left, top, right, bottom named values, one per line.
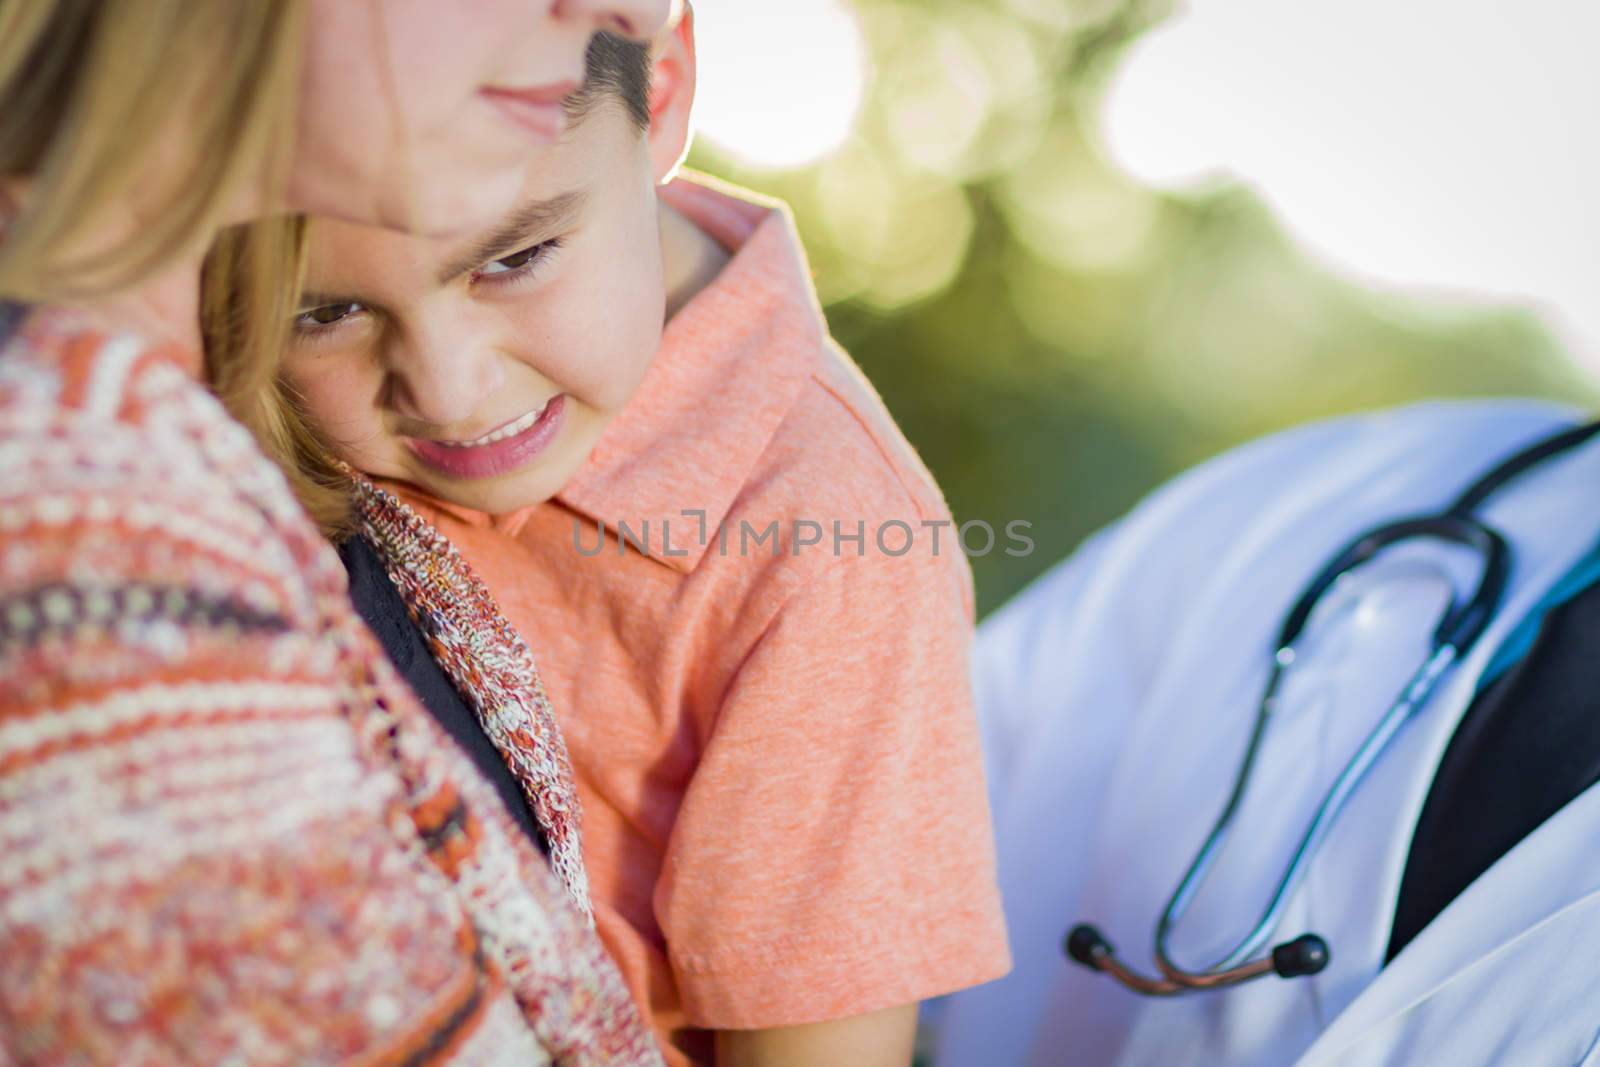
left=566, top=32, right=652, bottom=131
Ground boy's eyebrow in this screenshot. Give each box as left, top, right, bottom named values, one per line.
left=435, top=190, right=588, bottom=284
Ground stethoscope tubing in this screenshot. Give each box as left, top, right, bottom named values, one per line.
left=1155, top=645, right=1459, bottom=981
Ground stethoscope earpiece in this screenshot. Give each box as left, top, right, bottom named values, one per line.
left=1065, top=924, right=1111, bottom=969
left=1271, top=934, right=1330, bottom=978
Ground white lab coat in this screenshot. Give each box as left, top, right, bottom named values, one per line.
left=934, top=400, right=1600, bottom=1067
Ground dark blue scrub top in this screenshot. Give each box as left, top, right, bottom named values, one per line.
left=1389, top=543, right=1600, bottom=959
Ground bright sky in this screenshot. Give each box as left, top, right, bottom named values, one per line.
left=689, top=0, right=868, bottom=171
left=1100, top=0, right=1600, bottom=370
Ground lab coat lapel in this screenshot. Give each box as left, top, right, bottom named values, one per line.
left=1299, top=428, right=1600, bottom=1056
left=1294, top=782, right=1600, bottom=1065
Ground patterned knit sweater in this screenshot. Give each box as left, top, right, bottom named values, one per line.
left=0, top=309, right=663, bottom=1066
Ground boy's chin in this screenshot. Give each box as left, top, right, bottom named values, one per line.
left=415, top=466, right=568, bottom=518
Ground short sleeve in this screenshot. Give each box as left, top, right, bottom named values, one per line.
left=654, top=543, right=1012, bottom=1029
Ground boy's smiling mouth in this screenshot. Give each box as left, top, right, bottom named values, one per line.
left=438, top=402, right=553, bottom=447
left=406, top=395, right=568, bottom=480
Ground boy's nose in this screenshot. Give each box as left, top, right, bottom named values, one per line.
left=386, top=337, right=508, bottom=433
left=557, top=0, right=672, bottom=41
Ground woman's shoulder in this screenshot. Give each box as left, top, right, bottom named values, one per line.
left=0, top=309, right=208, bottom=443
left=0, top=310, right=338, bottom=626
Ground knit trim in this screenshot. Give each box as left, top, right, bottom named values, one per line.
left=350, top=475, right=591, bottom=918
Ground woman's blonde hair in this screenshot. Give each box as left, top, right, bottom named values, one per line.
left=0, top=1, right=336, bottom=528
left=203, top=213, right=356, bottom=537
left=0, top=0, right=306, bottom=301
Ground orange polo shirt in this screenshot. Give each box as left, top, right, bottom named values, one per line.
left=395, top=175, right=1010, bottom=1064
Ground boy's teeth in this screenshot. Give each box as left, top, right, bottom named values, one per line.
left=447, top=403, right=547, bottom=447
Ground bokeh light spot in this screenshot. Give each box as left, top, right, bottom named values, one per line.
left=692, top=0, right=869, bottom=171
left=1099, top=0, right=1600, bottom=368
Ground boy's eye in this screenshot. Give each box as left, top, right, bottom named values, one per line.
left=297, top=302, right=362, bottom=327
left=478, top=239, right=557, bottom=277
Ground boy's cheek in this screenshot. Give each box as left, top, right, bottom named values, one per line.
left=592, top=258, right=668, bottom=405
left=514, top=295, right=661, bottom=415
left=575, top=323, right=661, bottom=414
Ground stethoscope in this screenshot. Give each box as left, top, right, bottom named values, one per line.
left=1065, top=418, right=1600, bottom=996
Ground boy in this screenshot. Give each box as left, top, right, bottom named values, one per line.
left=272, top=19, right=1009, bottom=1065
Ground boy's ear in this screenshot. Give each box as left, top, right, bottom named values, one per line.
left=646, top=3, right=696, bottom=183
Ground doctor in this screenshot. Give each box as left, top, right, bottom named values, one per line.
left=933, top=398, right=1600, bottom=1066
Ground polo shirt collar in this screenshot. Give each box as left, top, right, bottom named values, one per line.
left=548, top=174, right=820, bottom=572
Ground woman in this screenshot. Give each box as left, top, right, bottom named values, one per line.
left=0, top=1, right=670, bottom=1063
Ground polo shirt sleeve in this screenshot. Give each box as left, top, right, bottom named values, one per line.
left=654, top=540, right=1013, bottom=1029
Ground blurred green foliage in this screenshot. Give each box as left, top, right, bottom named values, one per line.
left=689, top=0, right=1594, bottom=617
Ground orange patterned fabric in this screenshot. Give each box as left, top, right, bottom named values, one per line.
left=0, top=308, right=662, bottom=1067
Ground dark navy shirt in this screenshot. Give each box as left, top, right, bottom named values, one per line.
left=339, top=535, right=549, bottom=856
left=0, top=301, right=23, bottom=346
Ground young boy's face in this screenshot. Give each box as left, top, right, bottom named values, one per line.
left=282, top=101, right=666, bottom=515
